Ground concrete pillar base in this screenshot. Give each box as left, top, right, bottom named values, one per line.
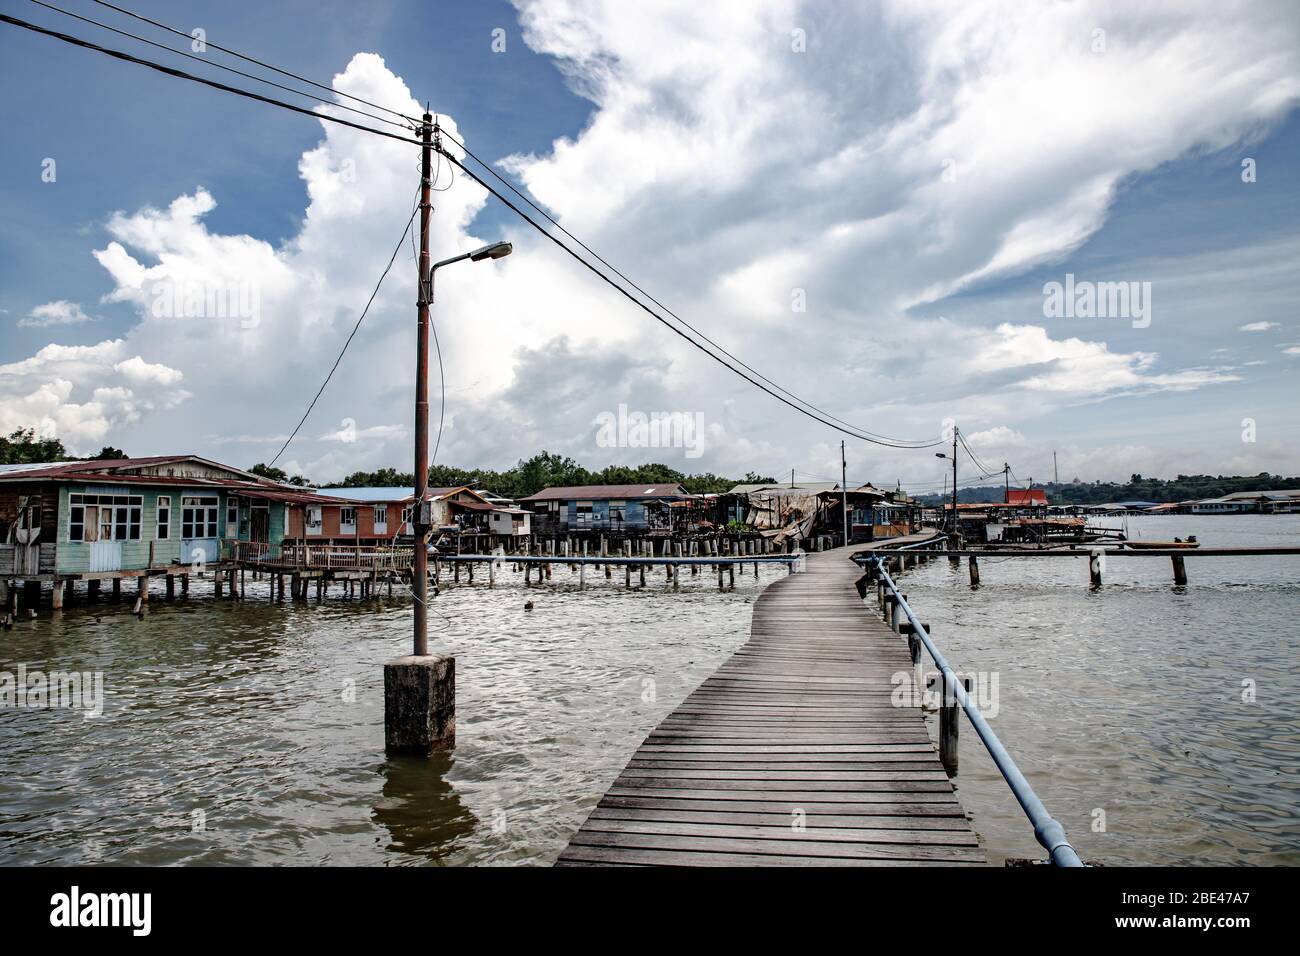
left=384, top=654, right=455, bottom=754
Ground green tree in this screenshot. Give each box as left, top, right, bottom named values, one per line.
left=0, top=427, right=67, bottom=464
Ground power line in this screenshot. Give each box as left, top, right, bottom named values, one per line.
left=30, top=0, right=413, bottom=131
left=4, top=10, right=944, bottom=453
left=268, top=200, right=420, bottom=466
left=435, top=146, right=942, bottom=451
left=87, top=0, right=418, bottom=125
left=439, top=126, right=940, bottom=449
left=0, top=12, right=423, bottom=147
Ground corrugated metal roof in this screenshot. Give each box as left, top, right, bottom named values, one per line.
left=314, top=486, right=475, bottom=502
left=519, top=483, right=690, bottom=501
left=729, top=482, right=840, bottom=495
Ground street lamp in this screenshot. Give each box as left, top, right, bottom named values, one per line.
left=412, top=239, right=512, bottom=659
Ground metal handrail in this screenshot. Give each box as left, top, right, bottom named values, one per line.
left=863, top=555, right=1086, bottom=867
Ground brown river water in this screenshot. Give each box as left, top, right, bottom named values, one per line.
left=0, top=515, right=1296, bottom=865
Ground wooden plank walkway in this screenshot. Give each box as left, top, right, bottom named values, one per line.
left=556, top=545, right=985, bottom=866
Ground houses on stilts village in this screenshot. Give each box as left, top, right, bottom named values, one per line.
left=0, top=454, right=925, bottom=621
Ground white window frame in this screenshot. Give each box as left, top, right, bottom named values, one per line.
left=373, top=505, right=388, bottom=534
left=340, top=506, right=357, bottom=535
left=156, top=495, right=171, bottom=540
left=227, top=499, right=240, bottom=537
left=181, top=496, right=220, bottom=539
left=306, top=506, right=323, bottom=536
left=69, top=493, right=142, bottom=541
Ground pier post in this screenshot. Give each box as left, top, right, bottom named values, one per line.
left=1089, top=550, right=1103, bottom=588
left=968, top=555, right=980, bottom=587
left=89, top=579, right=100, bottom=600
left=112, top=578, right=122, bottom=601
left=181, top=574, right=188, bottom=596
left=384, top=654, right=455, bottom=754
left=51, top=580, right=64, bottom=611
left=1172, top=555, right=1187, bottom=586
left=938, top=673, right=966, bottom=776
left=166, top=574, right=175, bottom=600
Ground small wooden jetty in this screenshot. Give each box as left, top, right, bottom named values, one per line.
left=556, top=544, right=984, bottom=866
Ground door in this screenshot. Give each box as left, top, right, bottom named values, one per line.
left=12, top=495, right=43, bottom=575
left=181, top=495, right=220, bottom=565
left=88, top=505, right=122, bottom=572
left=250, top=505, right=270, bottom=542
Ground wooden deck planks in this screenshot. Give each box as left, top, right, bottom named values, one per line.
left=556, top=546, right=985, bottom=866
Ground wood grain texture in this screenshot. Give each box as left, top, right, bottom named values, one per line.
left=556, top=545, right=985, bottom=866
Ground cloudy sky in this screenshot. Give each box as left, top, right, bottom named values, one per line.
left=2, top=0, right=1298, bottom=493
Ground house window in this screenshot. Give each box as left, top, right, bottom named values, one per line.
left=373, top=506, right=388, bottom=534
left=156, top=496, right=171, bottom=539
left=306, top=506, right=322, bottom=535
left=340, top=507, right=357, bottom=533
left=609, top=500, right=626, bottom=526
left=181, top=496, right=220, bottom=538
left=69, top=495, right=86, bottom=542
left=227, top=500, right=240, bottom=537
left=68, top=493, right=142, bottom=541
left=575, top=501, right=593, bottom=528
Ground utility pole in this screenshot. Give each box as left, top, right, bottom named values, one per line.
left=840, top=440, right=848, bottom=547
left=791, top=468, right=795, bottom=489
left=385, top=111, right=454, bottom=756
left=413, top=112, right=434, bottom=658
left=1004, top=462, right=1010, bottom=503
left=1053, top=450, right=1059, bottom=487
left=950, top=426, right=959, bottom=532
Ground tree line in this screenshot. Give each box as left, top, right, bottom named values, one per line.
left=0, top=428, right=125, bottom=465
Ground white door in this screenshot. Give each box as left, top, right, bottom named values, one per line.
left=89, top=504, right=122, bottom=572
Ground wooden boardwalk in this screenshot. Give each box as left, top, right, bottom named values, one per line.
left=556, top=545, right=985, bottom=866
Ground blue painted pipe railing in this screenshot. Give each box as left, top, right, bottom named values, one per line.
left=863, top=554, right=1086, bottom=867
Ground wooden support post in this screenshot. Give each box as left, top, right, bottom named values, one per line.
left=51, top=580, right=64, bottom=611
left=488, top=559, right=495, bottom=588
left=165, top=575, right=175, bottom=600
left=1089, top=551, right=1103, bottom=588
left=938, top=674, right=969, bottom=776
left=1172, top=555, right=1187, bottom=586
left=579, top=562, right=585, bottom=589
left=112, top=578, right=122, bottom=601
left=88, top=579, right=101, bottom=600
left=214, top=573, right=223, bottom=598
left=138, top=575, right=148, bottom=604
left=968, top=554, right=980, bottom=587
left=64, top=578, right=74, bottom=607
left=728, top=564, right=735, bottom=589
left=181, top=574, right=189, bottom=596
left=624, top=564, right=631, bottom=589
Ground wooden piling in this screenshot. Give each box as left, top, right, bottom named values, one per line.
left=968, top=554, right=980, bottom=587
left=1172, top=555, right=1187, bottom=586
left=938, top=674, right=969, bottom=776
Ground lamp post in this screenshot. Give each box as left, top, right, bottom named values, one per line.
left=412, top=240, right=512, bottom=659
